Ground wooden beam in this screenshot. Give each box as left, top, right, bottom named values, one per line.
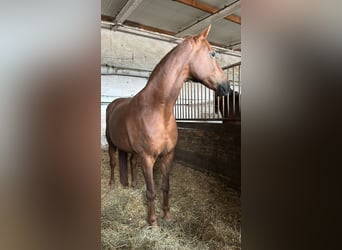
left=175, top=0, right=240, bottom=37
left=227, top=42, right=241, bottom=50
left=101, top=15, right=176, bottom=36
left=114, top=0, right=144, bottom=24
left=210, top=40, right=241, bottom=51
left=174, top=0, right=241, bottom=24
left=123, top=20, right=176, bottom=36
left=225, top=14, right=240, bottom=24
left=101, top=14, right=114, bottom=22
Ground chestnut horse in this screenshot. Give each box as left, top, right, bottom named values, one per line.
left=105, top=25, right=229, bottom=226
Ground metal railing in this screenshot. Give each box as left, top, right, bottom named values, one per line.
left=101, top=63, right=241, bottom=122
left=175, top=62, right=241, bottom=121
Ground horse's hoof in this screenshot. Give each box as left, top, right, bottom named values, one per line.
left=148, top=217, right=158, bottom=228
left=150, top=221, right=158, bottom=228
left=120, top=180, right=129, bottom=188
left=109, top=182, right=115, bottom=190
left=131, top=182, right=137, bottom=189
left=163, top=212, right=173, bottom=221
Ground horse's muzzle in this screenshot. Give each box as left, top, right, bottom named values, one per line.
left=216, top=82, right=230, bottom=96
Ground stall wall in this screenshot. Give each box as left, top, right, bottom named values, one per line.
left=175, top=122, right=241, bottom=190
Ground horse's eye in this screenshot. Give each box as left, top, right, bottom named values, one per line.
left=210, top=51, right=216, bottom=58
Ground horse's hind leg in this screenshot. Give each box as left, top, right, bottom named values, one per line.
left=118, top=150, right=129, bottom=187
left=108, top=144, right=117, bottom=190
left=160, top=150, right=174, bottom=220
left=130, top=153, right=138, bottom=188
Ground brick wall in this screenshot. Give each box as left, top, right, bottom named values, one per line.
left=174, top=121, right=241, bottom=191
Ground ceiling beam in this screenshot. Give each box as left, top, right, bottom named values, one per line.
left=123, top=20, right=176, bottom=36
left=174, top=0, right=241, bottom=24
left=101, top=15, right=176, bottom=36
left=227, top=41, right=241, bottom=50
left=113, top=0, right=144, bottom=24
left=101, top=14, right=113, bottom=23
left=175, top=0, right=240, bottom=37
left=101, top=16, right=240, bottom=50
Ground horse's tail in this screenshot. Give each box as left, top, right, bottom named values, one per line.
left=118, top=150, right=129, bottom=187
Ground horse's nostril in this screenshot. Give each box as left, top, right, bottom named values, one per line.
left=217, top=82, right=230, bottom=96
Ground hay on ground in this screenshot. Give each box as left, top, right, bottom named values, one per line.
left=101, top=150, right=241, bottom=250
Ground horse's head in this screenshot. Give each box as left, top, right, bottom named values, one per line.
left=188, top=25, right=230, bottom=96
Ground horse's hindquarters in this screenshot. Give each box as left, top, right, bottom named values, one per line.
left=106, top=98, right=134, bottom=152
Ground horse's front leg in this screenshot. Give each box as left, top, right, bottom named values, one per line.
left=130, top=153, right=138, bottom=188
left=141, top=155, right=157, bottom=226
left=160, top=150, right=174, bottom=220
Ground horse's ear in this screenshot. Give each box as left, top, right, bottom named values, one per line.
left=198, top=25, right=211, bottom=39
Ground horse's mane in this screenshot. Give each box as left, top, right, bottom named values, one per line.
left=147, top=36, right=195, bottom=81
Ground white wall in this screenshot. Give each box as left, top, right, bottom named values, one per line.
left=101, top=28, right=241, bottom=70
left=101, top=28, right=175, bottom=70
left=101, top=75, right=147, bottom=146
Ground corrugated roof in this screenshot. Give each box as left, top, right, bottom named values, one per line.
left=101, top=0, right=241, bottom=51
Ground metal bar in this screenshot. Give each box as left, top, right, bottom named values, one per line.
left=217, top=95, right=221, bottom=118
left=224, top=94, right=228, bottom=118
left=208, top=87, right=211, bottom=119
left=190, top=82, right=191, bottom=119
left=180, top=84, right=183, bottom=119
left=183, top=83, right=186, bottom=119
left=226, top=69, right=229, bottom=118
left=204, top=86, right=207, bottom=118
left=175, top=64, right=241, bottom=122
left=189, top=81, right=195, bottom=119
left=101, top=64, right=152, bottom=73
left=214, top=92, right=218, bottom=119
left=101, top=64, right=151, bottom=78
left=185, top=83, right=187, bottom=119
left=184, top=82, right=186, bottom=119
left=175, top=0, right=241, bottom=37
left=177, top=87, right=180, bottom=119
left=200, top=84, right=203, bottom=119
left=188, top=82, right=190, bottom=119
left=173, top=0, right=241, bottom=25
left=176, top=90, right=179, bottom=119
left=222, top=61, right=241, bottom=70
left=182, top=83, right=184, bottom=119
left=114, top=0, right=144, bottom=25
left=193, top=82, right=196, bottom=119
left=100, top=72, right=149, bottom=78
left=233, top=66, right=236, bottom=116
left=239, top=64, right=241, bottom=114
left=175, top=101, right=177, bottom=119
left=192, top=82, right=194, bottom=119
left=195, top=83, right=198, bottom=119
left=185, top=83, right=191, bottom=119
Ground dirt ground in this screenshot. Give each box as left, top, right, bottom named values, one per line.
left=101, top=150, right=241, bottom=249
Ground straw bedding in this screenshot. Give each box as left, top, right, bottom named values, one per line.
left=101, top=150, right=241, bottom=249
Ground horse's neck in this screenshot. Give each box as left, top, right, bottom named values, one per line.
left=139, top=47, right=191, bottom=109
